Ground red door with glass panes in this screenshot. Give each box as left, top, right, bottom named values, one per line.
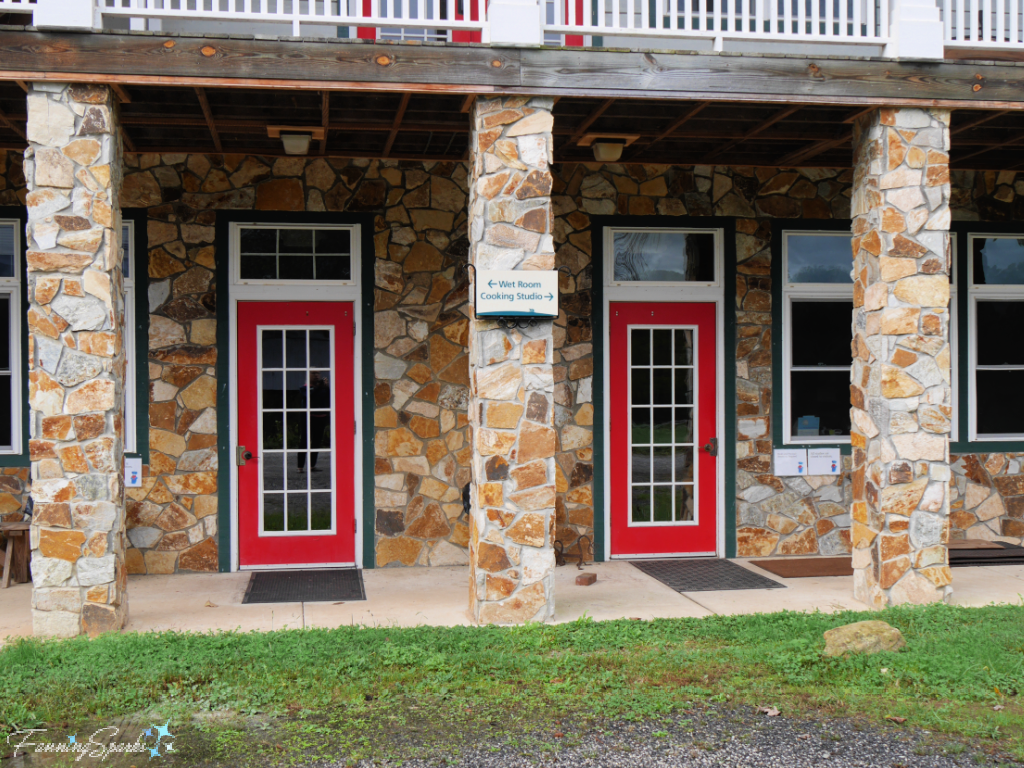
left=609, top=302, right=718, bottom=557
left=237, top=302, right=355, bottom=567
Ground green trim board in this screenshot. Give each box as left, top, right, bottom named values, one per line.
left=122, top=209, right=150, bottom=464
left=950, top=220, right=1024, bottom=455
left=590, top=215, right=737, bottom=559
left=0, top=206, right=28, bottom=467
left=769, top=218, right=853, bottom=456
left=213, top=211, right=376, bottom=572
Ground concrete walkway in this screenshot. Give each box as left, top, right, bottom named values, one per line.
left=2, top=560, right=1023, bottom=641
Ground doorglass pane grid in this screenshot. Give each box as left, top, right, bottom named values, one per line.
left=259, top=326, right=335, bottom=536
left=628, top=326, right=698, bottom=527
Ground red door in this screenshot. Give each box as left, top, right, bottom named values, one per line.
left=610, top=302, right=718, bottom=557
left=237, top=302, right=356, bottom=567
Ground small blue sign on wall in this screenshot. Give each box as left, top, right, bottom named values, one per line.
left=476, top=270, right=559, bottom=317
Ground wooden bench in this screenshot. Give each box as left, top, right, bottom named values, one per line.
left=0, top=521, right=30, bottom=588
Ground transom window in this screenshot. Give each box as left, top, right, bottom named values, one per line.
left=628, top=326, right=698, bottom=526
left=782, top=232, right=854, bottom=444
left=969, top=235, right=1024, bottom=440
left=0, top=219, right=19, bottom=454
left=609, top=228, right=720, bottom=286
left=237, top=226, right=354, bottom=284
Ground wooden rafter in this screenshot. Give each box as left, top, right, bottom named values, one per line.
left=705, top=105, right=802, bottom=161
left=567, top=98, right=616, bottom=145
left=14, top=80, right=28, bottom=93
left=777, top=131, right=850, bottom=167
left=193, top=87, right=223, bottom=153
left=952, top=109, right=1011, bottom=135
left=111, top=84, right=132, bottom=103
left=841, top=106, right=876, bottom=124
left=625, top=101, right=710, bottom=161
left=120, top=125, right=136, bottom=153
left=319, top=91, right=329, bottom=155
left=382, top=92, right=410, bottom=159
left=460, top=94, right=475, bottom=113
left=0, top=105, right=24, bottom=141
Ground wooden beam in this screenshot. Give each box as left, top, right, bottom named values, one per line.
left=319, top=90, right=329, bottom=155
left=625, top=101, right=710, bottom=161
left=518, top=48, right=1024, bottom=108
left=14, top=80, right=27, bottom=92
left=567, top=98, right=616, bottom=145
left=111, top=84, right=132, bottom=103
left=193, top=87, right=223, bottom=153
left=460, top=94, right=475, bottom=113
left=705, top=105, right=802, bottom=161
left=0, top=32, right=519, bottom=88
left=382, top=92, right=410, bottom=159
left=0, top=105, right=24, bottom=141
left=3, top=32, right=1024, bottom=109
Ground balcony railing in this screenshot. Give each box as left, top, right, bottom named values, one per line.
left=544, top=0, right=889, bottom=49
left=12, top=0, right=1024, bottom=56
left=97, top=0, right=488, bottom=38
left=941, top=0, right=1024, bottom=48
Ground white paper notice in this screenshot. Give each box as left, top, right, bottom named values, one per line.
left=774, top=448, right=807, bottom=476
left=808, top=448, right=841, bottom=476
left=125, top=457, right=142, bottom=488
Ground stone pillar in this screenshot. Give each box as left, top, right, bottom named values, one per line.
left=25, top=83, right=128, bottom=637
left=467, top=96, right=557, bottom=624
left=850, top=108, right=953, bottom=608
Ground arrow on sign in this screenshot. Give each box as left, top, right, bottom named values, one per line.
left=546, top=293, right=554, bottom=301
left=488, top=279, right=496, bottom=288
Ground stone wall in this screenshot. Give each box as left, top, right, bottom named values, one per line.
left=551, top=162, right=855, bottom=559
left=119, top=153, right=477, bottom=572
left=8, top=144, right=1024, bottom=571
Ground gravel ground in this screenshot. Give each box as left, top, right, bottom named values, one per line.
left=333, top=705, right=1012, bottom=768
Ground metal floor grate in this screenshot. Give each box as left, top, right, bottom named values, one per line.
left=632, top=558, right=785, bottom=592
left=242, top=568, right=366, bottom=604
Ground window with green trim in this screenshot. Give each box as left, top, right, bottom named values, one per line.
left=968, top=234, right=1024, bottom=440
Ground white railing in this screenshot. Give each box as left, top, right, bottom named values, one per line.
left=544, top=0, right=889, bottom=48
left=97, top=0, right=489, bottom=38
left=941, top=0, right=1024, bottom=47
left=11, top=0, right=1024, bottom=55
left=0, top=0, right=36, bottom=15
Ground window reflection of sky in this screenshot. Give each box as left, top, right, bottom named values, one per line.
left=786, top=234, right=850, bottom=284
left=974, top=237, right=1024, bottom=285
left=613, top=231, right=715, bottom=282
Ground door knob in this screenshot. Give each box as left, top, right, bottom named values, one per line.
left=236, top=446, right=256, bottom=466
left=702, top=437, right=718, bottom=457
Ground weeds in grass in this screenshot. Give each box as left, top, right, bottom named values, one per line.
left=0, top=603, right=1021, bottom=763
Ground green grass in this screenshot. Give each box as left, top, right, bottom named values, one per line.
left=1, top=603, right=1022, bottom=764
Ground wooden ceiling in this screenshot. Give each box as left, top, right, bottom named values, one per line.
left=0, top=82, right=1022, bottom=171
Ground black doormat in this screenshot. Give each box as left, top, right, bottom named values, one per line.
left=242, top=569, right=366, bottom=604
left=631, top=558, right=785, bottom=592
left=950, top=541, right=1024, bottom=567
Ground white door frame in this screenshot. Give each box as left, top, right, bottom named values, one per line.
left=601, top=227, right=726, bottom=561
left=227, top=222, right=364, bottom=571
